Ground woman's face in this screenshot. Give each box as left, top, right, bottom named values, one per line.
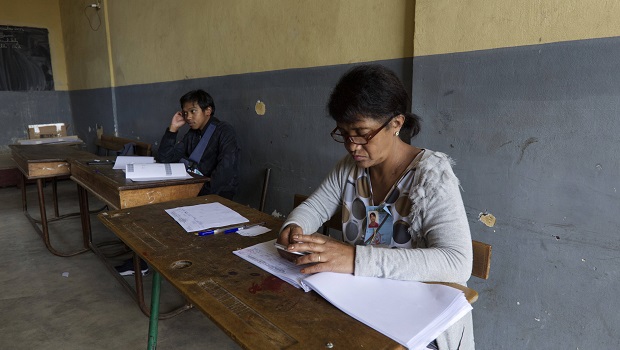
left=335, top=116, right=401, bottom=169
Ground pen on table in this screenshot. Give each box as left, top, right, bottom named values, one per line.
left=194, top=222, right=266, bottom=236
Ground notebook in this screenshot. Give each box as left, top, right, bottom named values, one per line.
left=233, top=239, right=472, bottom=350
left=125, top=163, right=191, bottom=181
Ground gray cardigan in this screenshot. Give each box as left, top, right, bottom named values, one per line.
left=283, top=150, right=474, bottom=350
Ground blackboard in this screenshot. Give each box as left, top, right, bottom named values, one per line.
left=0, top=25, right=54, bottom=91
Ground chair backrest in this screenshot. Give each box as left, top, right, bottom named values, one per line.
left=96, top=134, right=152, bottom=156
left=471, top=240, right=492, bottom=279
left=292, top=193, right=492, bottom=279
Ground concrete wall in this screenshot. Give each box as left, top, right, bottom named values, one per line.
left=414, top=0, right=620, bottom=348
left=0, top=0, right=72, bottom=152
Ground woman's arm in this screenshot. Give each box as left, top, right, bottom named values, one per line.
left=280, top=156, right=353, bottom=238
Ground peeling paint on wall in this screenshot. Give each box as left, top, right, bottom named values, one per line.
left=255, top=100, right=266, bottom=115
left=479, top=212, right=496, bottom=227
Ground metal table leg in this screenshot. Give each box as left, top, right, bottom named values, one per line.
left=147, top=271, right=161, bottom=350
left=80, top=185, right=192, bottom=319
left=23, top=178, right=89, bottom=257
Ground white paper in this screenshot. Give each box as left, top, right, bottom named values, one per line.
left=302, top=273, right=472, bottom=350
left=113, top=156, right=155, bottom=169
left=234, top=240, right=472, bottom=350
left=126, top=163, right=191, bottom=181
left=16, top=136, right=82, bottom=145
left=233, top=239, right=310, bottom=291
left=237, top=226, right=271, bottom=237
left=165, top=202, right=248, bottom=232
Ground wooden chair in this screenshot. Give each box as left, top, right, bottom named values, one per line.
left=292, top=193, right=492, bottom=279
left=471, top=240, right=492, bottom=279
left=96, top=134, right=152, bottom=156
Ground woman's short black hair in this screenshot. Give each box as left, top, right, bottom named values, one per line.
left=327, top=64, right=420, bottom=138
left=180, top=89, right=216, bottom=116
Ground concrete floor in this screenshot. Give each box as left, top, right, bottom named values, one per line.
left=0, top=180, right=241, bottom=350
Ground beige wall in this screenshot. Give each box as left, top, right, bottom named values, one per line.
left=61, top=0, right=414, bottom=89
left=59, top=0, right=111, bottom=91
left=414, top=0, right=620, bottom=56
left=0, top=0, right=69, bottom=90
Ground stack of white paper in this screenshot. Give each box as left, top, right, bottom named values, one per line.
left=125, top=163, right=191, bottom=181
left=16, top=135, right=82, bottom=145
left=113, top=156, right=155, bottom=170
left=165, top=202, right=248, bottom=232
left=233, top=239, right=473, bottom=350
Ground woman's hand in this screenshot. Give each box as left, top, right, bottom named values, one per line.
left=276, top=224, right=305, bottom=261
left=169, top=111, right=186, bottom=132
left=286, top=233, right=355, bottom=274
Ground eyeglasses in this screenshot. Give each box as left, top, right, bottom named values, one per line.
left=330, top=118, right=392, bottom=145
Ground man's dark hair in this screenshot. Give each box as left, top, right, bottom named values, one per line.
left=180, top=89, right=216, bottom=116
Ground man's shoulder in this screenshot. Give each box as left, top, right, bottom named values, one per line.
left=211, top=118, right=235, bottom=132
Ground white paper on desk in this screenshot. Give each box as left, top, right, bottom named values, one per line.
left=113, top=156, right=155, bottom=169
left=237, top=226, right=271, bottom=237
left=233, top=239, right=310, bottom=291
left=234, top=239, right=473, bottom=350
left=165, top=202, right=248, bottom=232
left=302, top=273, right=472, bottom=350
left=126, top=163, right=191, bottom=181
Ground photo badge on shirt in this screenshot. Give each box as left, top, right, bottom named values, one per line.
left=364, top=205, right=392, bottom=246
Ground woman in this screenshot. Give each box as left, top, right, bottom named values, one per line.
left=277, top=64, right=474, bottom=349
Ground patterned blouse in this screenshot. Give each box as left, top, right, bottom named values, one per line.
left=341, top=150, right=425, bottom=248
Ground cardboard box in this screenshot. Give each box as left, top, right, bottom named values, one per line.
left=28, top=123, right=67, bottom=139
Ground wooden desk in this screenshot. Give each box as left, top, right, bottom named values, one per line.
left=71, top=159, right=208, bottom=317
left=98, top=195, right=477, bottom=350
left=9, top=144, right=96, bottom=256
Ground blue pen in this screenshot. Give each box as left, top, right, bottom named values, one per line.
left=195, top=222, right=265, bottom=236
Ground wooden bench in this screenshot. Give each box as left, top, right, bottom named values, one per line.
left=293, top=193, right=492, bottom=279
left=96, top=134, right=152, bottom=156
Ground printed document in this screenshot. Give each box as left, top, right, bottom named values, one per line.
left=234, top=239, right=472, bottom=350
left=166, top=202, right=248, bottom=232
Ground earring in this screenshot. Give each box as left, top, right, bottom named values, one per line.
left=395, top=131, right=400, bottom=136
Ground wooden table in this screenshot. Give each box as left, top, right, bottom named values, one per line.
left=98, top=195, right=477, bottom=350
left=70, top=159, right=208, bottom=317
left=9, top=144, right=96, bottom=256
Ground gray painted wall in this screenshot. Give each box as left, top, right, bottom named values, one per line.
left=413, top=37, right=620, bottom=348
left=70, top=59, right=413, bottom=215
left=0, top=91, right=73, bottom=154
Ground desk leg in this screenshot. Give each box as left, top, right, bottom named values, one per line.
left=134, top=252, right=193, bottom=319
left=22, top=179, right=90, bottom=257
left=36, top=179, right=49, bottom=238
left=147, top=271, right=161, bottom=350
left=20, top=174, right=27, bottom=212
left=77, top=184, right=92, bottom=249
left=52, top=177, right=59, bottom=218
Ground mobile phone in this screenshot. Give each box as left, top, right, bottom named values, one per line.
left=274, top=242, right=310, bottom=256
